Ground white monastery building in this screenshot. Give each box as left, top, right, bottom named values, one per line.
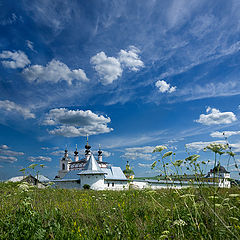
left=54, top=141, right=128, bottom=190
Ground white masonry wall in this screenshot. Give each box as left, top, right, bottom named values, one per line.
left=80, top=175, right=105, bottom=190
left=104, top=180, right=128, bottom=190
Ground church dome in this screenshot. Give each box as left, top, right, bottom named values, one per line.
left=212, top=164, right=229, bottom=173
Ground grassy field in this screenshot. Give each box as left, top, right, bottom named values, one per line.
left=0, top=182, right=240, bottom=239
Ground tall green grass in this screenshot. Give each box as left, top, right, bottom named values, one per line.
left=0, top=182, right=239, bottom=239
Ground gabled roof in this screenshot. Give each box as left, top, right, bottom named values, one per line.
left=35, top=175, right=50, bottom=182
left=78, top=154, right=105, bottom=175
left=58, top=171, right=80, bottom=181
left=7, top=176, right=25, bottom=182
left=7, top=174, right=49, bottom=183
left=102, top=167, right=127, bottom=180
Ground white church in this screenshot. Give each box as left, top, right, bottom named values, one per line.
left=53, top=140, right=129, bottom=190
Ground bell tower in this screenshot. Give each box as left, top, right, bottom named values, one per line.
left=58, top=148, right=72, bottom=178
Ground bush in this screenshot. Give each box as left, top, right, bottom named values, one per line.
left=83, top=184, right=90, bottom=190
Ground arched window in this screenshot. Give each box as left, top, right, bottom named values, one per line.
left=62, top=163, right=65, bottom=170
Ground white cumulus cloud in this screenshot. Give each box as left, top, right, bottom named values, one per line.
left=155, top=80, right=176, bottom=93
left=44, top=108, right=113, bottom=137
left=118, top=46, right=144, bottom=71
left=195, top=107, right=237, bottom=125
left=90, top=52, right=122, bottom=85
left=0, top=100, right=35, bottom=119
left=90, top=46, right=144, bottom=85
left=210, top=131, right=240, bottom=138
left=0, top=50, right=30, bottom=69
left=22, top=59, right=88, bottom=85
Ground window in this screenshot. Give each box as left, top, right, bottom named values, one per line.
left=112, top=183, right=114, bottom=187
left=62, top=163, right=65, bottom=170
left=108, top=183, right=110, bottom=187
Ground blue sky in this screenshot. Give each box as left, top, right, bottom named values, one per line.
left=0, top=0, right=240, bottom=180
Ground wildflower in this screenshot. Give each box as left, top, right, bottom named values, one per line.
left=163, top=151, right=173, bottom=158
left=180, top=194, right=195, bottom=198
left=185, top=154, right=200, bottom=162
left=208, top=196, right=219, bottom=200
left=18, top=182, right=30, bottom=192
left=229, top=217, right=239, bottom=223
left=173, top=160, right=183, bottom=167
left=151, top=161, right=157, bottom=169
left=159, top=235, right=168, bottom=239
left=173, top=219, right=187, bottom=226
left=204, top=143, right=228, bottom=154
left=153, top=145, right=167, bottom=153
left=229, top=194, right=240, bottom=198
left=28, top=163, right=38, bottom=169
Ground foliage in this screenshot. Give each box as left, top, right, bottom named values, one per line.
left=0, top=183, right=240, bottom=239
left=83, top=184, right=90, bottom=190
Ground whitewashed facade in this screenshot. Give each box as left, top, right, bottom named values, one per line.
left=54, top=144, right=128, bottom=190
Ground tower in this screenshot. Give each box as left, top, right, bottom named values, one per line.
left=58, top=148, right=72, bottom=178
left=74, top=144, right=79, bottom=162
left=85, top=134, right=91, bottom=161
left=98, top=144, right=103, bottom=162
left=123, top=161, right=135, bottom=179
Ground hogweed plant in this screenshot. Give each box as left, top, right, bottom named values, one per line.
left=151, top=142, right=240, bottom=240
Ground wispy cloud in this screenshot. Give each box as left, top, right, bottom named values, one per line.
left=138, top=163, right=152, bottom=168
left=28, top=156, right=52, bottom=162
left=0, top=149, right=24, bottom=156
left=26, top=40, right=36, bottom=52
left=185, top=140, right=225, bottom=151
left=0, top=13, right=19, bottom=26
left=0, top=156, right=17, bottom=163
left=0, top=50, right=30, bottom=69
left=121, top=146, right=155, bottom=161
left=0, top=100, right=35, bottom=119
left=210, top=131, right=240, bottom=138
left=0, top=144, right=24, bottom=163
